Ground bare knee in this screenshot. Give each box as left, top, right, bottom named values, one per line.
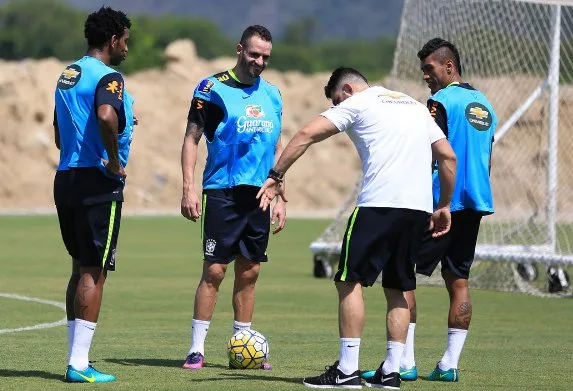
left=202, top=263, right=227, bottom=288
left=235, top=260, right=260, bottom=285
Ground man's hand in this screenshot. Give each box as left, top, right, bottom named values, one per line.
left=271, top=200, right=287, bottom=234
left=256, top=178, right=287, bottom=211
left=181, top=191, right=202, bottom=221
left=102, top=158, right=126, bottom=178
left=429, top=206, right=451, bottom=237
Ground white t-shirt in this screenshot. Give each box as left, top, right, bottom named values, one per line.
left=321, top=86, right=445, bottom=213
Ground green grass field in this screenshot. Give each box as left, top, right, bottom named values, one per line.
left=1, top=216, right=572, bottom=390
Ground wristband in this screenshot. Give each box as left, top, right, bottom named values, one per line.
left=267, top=168, right=284, bottom=183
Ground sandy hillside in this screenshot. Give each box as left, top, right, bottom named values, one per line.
left=2, top=39, right=573, bottom=221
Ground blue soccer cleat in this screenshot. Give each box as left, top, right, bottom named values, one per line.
left=64, top=365, right=116, bottom=383
left=424, top=363, right=459, bottom=382
left=399, top=365, right=418, bottom=381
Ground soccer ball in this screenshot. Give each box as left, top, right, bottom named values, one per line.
left=227, top=329, right=269, bottom=369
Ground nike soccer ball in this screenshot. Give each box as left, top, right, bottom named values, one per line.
left=227, top=329, right=269, bottom=369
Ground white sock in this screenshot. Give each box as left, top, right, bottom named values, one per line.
left=400, top=323, right=416, bottom=369
left=233, top=320, right=251, bottom=334
left=439, top=328, right=468, bottom=370
left=188, top=319, right=210, bottom=355
left=382, top=341, right=405, bottom=374
left=68, top=319, right=96, bottom=370
left=338, top=338, right=360, bottom=375
left=67, top=320, right=75, bottom=363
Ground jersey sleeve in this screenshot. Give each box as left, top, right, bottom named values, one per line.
left=320, top=99, right=360, bottom=132
left=428, top=111, right=446, bottom=144
left=187, top=78, right=224, bottom=142
left=95, top=73, right=125, bottom=112
left=427, top=99, right=448, bottom=137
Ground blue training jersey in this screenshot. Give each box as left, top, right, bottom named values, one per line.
left=55, top=56, right=135, bottom=183
left=189, top=70, right=282, bottom=189
left=430, top=83, right=496, bottom=214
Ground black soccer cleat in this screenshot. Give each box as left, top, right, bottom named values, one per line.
left=303, top=360, right=362, bottom=389
left=363, top=362, right=401, bottom=389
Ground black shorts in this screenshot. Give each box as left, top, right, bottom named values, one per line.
left=202, top=186, right=270, bottom=264
left=414, top=209, right=483, bottom=279
left=335, top=207, right=428, bottom=291
left=54, top=168, right=123, bottom=270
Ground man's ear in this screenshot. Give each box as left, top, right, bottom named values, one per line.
left=110, top=34, right=118, bottom=49
left=342, top=83, right=353, bottom=96
left=236, top=43, right=244, bottom=55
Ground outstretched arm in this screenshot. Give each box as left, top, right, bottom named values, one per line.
left=257, top=115, right=339, bottom=211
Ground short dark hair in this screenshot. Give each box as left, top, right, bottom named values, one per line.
left=417, top=38, right=463, bottom=76
left=324, top=67, right=368, bottom=99
left=240, top=25, right=272, bottom=47
left=84, top=7, right=131, bottom=49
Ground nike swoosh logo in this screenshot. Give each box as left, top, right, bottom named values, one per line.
left=336, top=375, right=359, bottom=383
left=346, top=345, right=358, bottom=348
left=242, top=96, right=249, bottom=99
left=440, top=373, right=449, bottom=378
left=382, top=376, right=395, bottom=382
left=71, top=371, right=95, bottom=383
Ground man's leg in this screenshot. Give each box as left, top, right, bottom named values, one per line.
left=302, top=281, right=363, bottom=388
left=66, top=259, right=81, bottom=363
left=441, top=269, right=470, bottom=370
left=232, top=255, right=260, bottom=327
left=382, top=288, right=409, bottom=375
left=337, top=281, right=364, bottom=375
left=68, top=266, right=106, bottom=371
left=184, top=260, right=227, bottom=368
left=400, top=290, right=418, bottom=378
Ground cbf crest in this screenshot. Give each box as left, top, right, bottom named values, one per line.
left=205, top=239, right=217, bottom=256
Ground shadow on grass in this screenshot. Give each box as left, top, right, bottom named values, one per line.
left=187, top=371, right=301, bottom=385
left=0, top=369, right=63, bottom=381
left=105, top=358, right=228, bottom=370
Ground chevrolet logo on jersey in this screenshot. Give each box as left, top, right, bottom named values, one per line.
left=61, top=68, right=80, bottom=79
left=379, top=92, right=406, bottom=99
left=465, top=102, right=492, bottom=131
left=469, top=106, right=489, bottom=120
left=57, top=64, right=82, bottom=90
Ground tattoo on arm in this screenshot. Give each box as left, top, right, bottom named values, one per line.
left=453, top=301, right=472, bottom=329
left=185, top=121, right=203, bottom=142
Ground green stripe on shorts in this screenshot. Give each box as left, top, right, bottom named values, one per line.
left=340, top=207, right=359, bottom=281
left=101, top=201, right=117, bottom=267
left=201, top=193, right=207, bottom=239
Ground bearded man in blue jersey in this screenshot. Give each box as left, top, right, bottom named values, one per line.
left=53, top=6, right=134, bottom=383
left=180, top=25, right=285, bottom=370
left=365, top=38, right=497, bottom=384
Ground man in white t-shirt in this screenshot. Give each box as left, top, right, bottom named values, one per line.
left=257, top=67, right=457, bottom=390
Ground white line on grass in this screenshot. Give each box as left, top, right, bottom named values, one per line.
left=0, top=293, right=66, bottom=334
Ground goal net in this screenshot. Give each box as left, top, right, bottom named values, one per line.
left=311, top=0, right=573, bottom=295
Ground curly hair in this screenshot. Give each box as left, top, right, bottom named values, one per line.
left=239, top=25, right=272, bottom=47
left=324, top=67, right=368, bottom=99
left=84, top=7, right=131, bottom=49
left=417, top=38, right=463, bottom=76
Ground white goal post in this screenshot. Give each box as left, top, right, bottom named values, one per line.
left=310, top=0, right=573, bottom=292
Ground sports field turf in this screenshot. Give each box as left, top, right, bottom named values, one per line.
left=1, top=216, right=572, bottom=390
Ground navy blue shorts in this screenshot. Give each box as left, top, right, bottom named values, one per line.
left=201, top=186, right=270, bottom=264
left=54, top=168, right=123, bottom=270
left=413, top=209, right=483, bottom=279
left=335, top=207, right=428, bottom=291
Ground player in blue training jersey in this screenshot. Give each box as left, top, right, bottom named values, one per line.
left=53, top=6, right=134, bottom=383
left=180, top=25, right=285, bottom=370
left=364, top=38, right=497, bottom=384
